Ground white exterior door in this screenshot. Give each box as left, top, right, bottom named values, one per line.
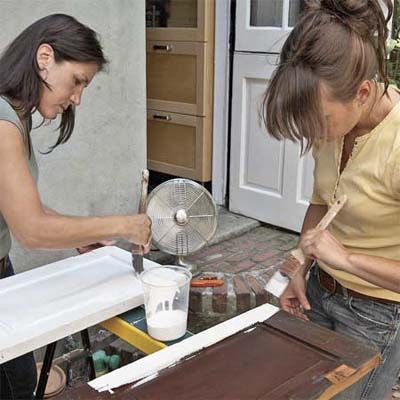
left=229, top=0, right=312, bottom=232
left=235, top=0, right=304, bottom=53
left=229, top=53, right=313, bottom=232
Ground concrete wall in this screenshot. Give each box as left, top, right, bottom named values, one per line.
left=0, top=0, right=146, bottom=271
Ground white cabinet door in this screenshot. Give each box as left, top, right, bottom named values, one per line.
left=229, top=53, right=313, bottom=232
left=235, top=0, right=304, bottom=53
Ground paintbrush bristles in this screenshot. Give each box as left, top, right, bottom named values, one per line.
left=279, top=255, right=303, bottom=279
left=278, top=195, right=347, bottom=281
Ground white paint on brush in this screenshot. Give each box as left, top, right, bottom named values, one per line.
left=265, top=270, right=290, bottom=298
left=89, top=302, right=279, bottom=392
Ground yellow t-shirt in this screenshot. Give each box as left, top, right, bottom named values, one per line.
left=312, top=101, right=400, bottom=302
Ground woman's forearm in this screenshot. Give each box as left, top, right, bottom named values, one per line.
left=15, top=213, right=146, bottom=250
left=42, top=205, right=59, bottom=216
left=298, top=203, right=327, bottom=274
left=342, top=253, right=400, bottom=293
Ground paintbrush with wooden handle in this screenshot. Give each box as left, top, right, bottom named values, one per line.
left=265, top=194, right=347, bottom=298
left=132, top=169, right=149, bottom=275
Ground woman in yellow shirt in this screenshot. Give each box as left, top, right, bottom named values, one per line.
left=263, top=1, right=399, bottom=399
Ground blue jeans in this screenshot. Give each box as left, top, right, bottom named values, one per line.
left=0, top=258, right=37, bottom=400
left=306, top=266, right=400, bottom=400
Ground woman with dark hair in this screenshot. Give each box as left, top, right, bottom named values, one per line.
left=263, top=1, right=399, bottom=399
left=0, top=14, right=151, bottom=399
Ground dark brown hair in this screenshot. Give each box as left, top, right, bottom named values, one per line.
left=0, top=14, right=108, bottom=155
left=262, top=0, right=393, bottom=153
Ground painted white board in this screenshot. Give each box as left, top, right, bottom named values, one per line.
left=90, top=303, right=279, bottom=393
left=0, top=246, right=158, bottom=364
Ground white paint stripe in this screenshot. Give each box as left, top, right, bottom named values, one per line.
left=89, top=302, right=279, bottom=392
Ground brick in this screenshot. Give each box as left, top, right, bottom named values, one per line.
left=189, top=287, right=203, bottom=313
left=187, top=254, right=201, bottom=261
left=225, top=238, right=256, bottom=250
left=251, top=251, right=278, bottom=263
left=249, top=264, right=267, bottom=273
left=204, top=253, right=224, bottom=263
left=275, top=238, right=298, bottom=251
left=250, top=232, right=281, bottom=243
left=189, top=245, right=226, bottom=261
left=203, top=261, right=231, bottom=273
left=233, top=276, right=251, bottom=313
left=263, top=239, right=285, bottom=249
left=228, top=260, right=256, bottom=273
left=204, top=244, right=227, bottom=255
left=259, top=255, right=285, bottom=267
left=224, top=252, right=250, bottom=263
left=245, top=275, right=271, bottom=306
left=260, top=267, right=276, bottom=282
left=212, top=282, right=227, bottom=313
left=237, top=240, right=258, bottom=251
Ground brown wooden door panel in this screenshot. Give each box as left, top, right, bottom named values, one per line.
left=60, top=311, right=379, bottom=400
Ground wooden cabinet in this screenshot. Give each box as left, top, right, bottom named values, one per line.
left=146, top=0, right=214, bottom=42
left=147, top=110, right=212, bottom=180
left=146, top=41, right=213, bottom=116
left=146, top=0, right=214, bottom=182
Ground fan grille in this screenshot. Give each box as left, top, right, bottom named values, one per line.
left=147, top=179, right=217, bottom=255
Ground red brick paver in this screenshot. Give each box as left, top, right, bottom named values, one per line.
left=233, top=276, right=251, bottom=313
left=187, top=225, right=298, bottom=315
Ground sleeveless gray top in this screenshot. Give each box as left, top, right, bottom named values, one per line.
left=0, top=96, right=38, bottom=259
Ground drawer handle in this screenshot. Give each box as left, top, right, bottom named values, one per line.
left=153, top=114, right=172, bottom=121
left=153, top=44, right=173, bottom=52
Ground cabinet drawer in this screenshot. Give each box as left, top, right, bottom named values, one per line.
left=147, top=110, right=212, bottom=182
left=146, top=0, right=214, bottom=42
left=146, top=41, right=212, bottom=116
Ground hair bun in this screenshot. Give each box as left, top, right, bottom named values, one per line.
left=305, top=0, right=390, bottom=39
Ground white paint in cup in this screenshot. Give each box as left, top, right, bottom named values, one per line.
left=140, top=266, right=191, bottom=341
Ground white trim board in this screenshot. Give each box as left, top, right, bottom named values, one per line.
left=0, top=246, right=158, bottom=364
left=89, top=302, right=279, bottom=393
left=212, top=0, right=231, bottom=205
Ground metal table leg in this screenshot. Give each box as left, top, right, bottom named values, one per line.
left=35, top=341, right=57, bottom=400
left=35, top=329, right=94, bottom=399
left=80, top=329, right=96, bottom=380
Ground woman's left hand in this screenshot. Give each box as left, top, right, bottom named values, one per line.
left=299, top=228, right=350, bottom=271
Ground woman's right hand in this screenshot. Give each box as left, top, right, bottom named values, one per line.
left=280, top=272, right=311, bottom=321
left=127, top=214, right=152, bottom=246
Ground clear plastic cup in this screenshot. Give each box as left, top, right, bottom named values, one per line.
left=140, top=266, right=192, bottom=341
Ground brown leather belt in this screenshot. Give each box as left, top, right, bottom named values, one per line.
left=317, top=267, right=400, bottom=305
